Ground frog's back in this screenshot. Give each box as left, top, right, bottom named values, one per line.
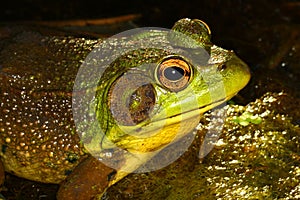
left=0, top=29, right=97, bottom=183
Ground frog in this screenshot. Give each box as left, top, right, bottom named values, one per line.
left=0, top=18, right=250, bottom=199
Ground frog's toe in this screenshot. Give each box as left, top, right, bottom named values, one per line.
left=57, top=156, right=117, bottom=200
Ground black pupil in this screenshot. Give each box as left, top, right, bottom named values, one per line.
left=164, top=66, right=185, bottom=81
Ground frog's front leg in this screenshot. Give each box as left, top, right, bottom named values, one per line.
left=57, top=156, right=117, bottom=200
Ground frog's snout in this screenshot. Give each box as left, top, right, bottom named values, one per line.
left=228, top=54, right=251, bottom=87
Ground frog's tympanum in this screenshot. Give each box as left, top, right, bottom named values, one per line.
left=0, top=19, right=250, bottom=199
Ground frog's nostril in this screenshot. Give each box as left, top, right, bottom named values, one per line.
left=218, top=64, right=227, bottom=72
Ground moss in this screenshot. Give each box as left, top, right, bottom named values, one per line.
left=105, top=92, right=300, bottom=199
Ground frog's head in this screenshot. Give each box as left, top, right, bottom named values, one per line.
left=75, top=18, right=250, bottom=156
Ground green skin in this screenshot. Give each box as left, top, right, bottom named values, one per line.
left=0, top=19, right=250, bottom=198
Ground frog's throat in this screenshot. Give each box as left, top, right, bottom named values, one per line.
left=106, top=94, right=234, bottom=187
left=108, top=93, right=235, bottom=150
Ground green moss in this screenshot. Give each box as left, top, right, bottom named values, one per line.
left=105, top=92, right=300, bottom=199
left=232, top=111, right=262, bottom=126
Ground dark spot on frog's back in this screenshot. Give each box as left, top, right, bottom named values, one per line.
left=64, top=169, right=72, bottom=176
left=1, top=145, right=7, bottom=154
left=66, top=152, right=80, bottom=164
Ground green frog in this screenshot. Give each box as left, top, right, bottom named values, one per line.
left=0, top=18, right=250, bottom=199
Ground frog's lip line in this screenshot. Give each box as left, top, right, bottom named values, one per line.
left=137, top=93, right=236, bottom=130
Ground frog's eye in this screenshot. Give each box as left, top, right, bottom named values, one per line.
left=156, top=57, right=192, bottom=92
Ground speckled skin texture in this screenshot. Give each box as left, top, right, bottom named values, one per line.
left=0, top=31, right=98, bottom=183
left=0, top=20, right=251, bottom=199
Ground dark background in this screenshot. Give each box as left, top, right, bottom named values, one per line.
left=1, top=0, right=299, bottom=72
left=1, top=0, right=297, bottom=28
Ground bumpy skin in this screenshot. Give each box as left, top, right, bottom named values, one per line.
left=0, top=33, right=97, bottom=183
left=0, top=19, right=250, bottom=198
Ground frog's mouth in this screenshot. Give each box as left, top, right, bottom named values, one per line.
left=168, top=95, right=230, bottom=120
left=125, top=92, right=236, bottom=136
left=162, top=92, right=236, bottom=122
